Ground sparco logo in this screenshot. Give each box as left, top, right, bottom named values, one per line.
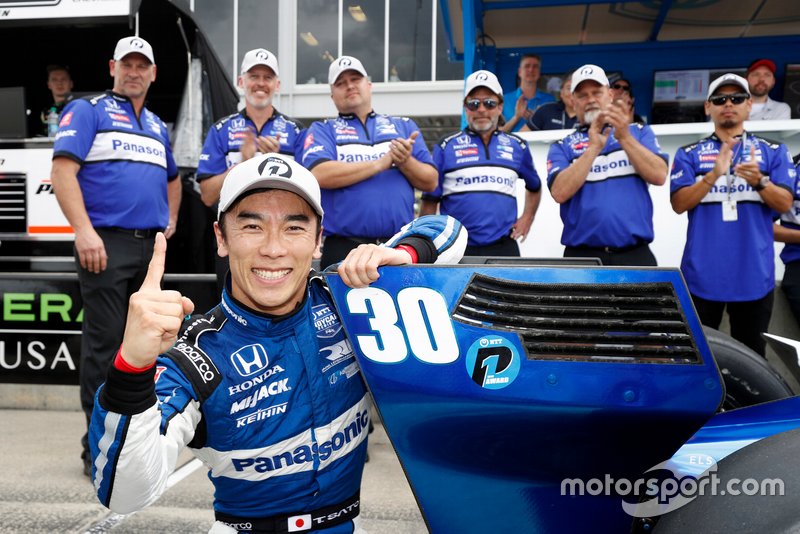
left=258, top=155, right=292, bottom=178
left=174, top=342, right=217, bottom=383
left=231, top=344, right=269, bottom=376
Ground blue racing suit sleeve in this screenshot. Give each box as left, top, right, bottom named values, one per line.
left=90, top=357, right=202, bottom=514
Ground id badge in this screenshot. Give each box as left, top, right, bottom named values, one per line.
left=722, top=200, right=738, bottom=222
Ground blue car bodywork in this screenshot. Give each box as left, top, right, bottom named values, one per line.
left=325, top=265, right=800, bottom=533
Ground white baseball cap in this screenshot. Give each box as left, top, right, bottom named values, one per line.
left=240, top=48, right=280, bottom=76
left=571, top=64, right=609, bottom=92
left=707, top=73, right=750, bottom=98
left=328, top=56, right=368, bottom=85
left=218, top=154, right=323, bottom=220
left=464, top=70, right=503, bottom=97
left=113, top=36, right=155, bottom=64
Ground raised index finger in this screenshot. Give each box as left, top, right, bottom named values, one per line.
left=141, top=232, right=167, bottom=290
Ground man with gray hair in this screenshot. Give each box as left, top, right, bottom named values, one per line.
left=197, top=48, right=305, bottom=291
left=299, top=56, right=438, bottom=268
left=421, top=70, right=541, bottom=256
left=547, top=64, right=668, bottom=266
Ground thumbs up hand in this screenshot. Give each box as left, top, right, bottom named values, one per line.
left=120, top=233, right=195, bottom=369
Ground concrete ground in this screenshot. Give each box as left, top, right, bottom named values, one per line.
left=0, top=406, right=428, bottom=534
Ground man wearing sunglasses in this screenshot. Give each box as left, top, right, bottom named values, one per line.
left=420, top=70, right=541, bottom=256
left=670, top=73, right=795, bottom=356
left=609, top=78, right=645, bottom=124
left=547, top=64, right=668, bottom=266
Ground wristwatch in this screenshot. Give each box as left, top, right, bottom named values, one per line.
left=753, top=176, right=770, bottom=192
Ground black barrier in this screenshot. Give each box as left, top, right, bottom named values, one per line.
left=0, top=272, right=216, bottom=385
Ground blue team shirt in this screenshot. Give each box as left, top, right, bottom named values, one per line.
left=527, top=101, right=577, bottom=131
left=422, top=129, right=540, bottom=246
left=778, top=161, right=800, bottom=265
left=197, top=109, right=304, bottom=180
left=670, top=133, right=796, bottom=301
left=52, top=91, right=178, bottom=229
left=502, top=88, right=556, bottom=132
left=547, top=123, right=668, bottom=249
left=299, top=112, right=435, bottom=238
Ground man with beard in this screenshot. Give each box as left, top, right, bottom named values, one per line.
left=420, top=70, right=541, bottom=256
left=197, top=49, right=305, bottom=292
left=670, top=73, right=795, bottom=356
left=299, top=56, right=437, bottom=268
left=546, top=64, right=668, bottom=266
left=746, top=58, right=791, bottom=121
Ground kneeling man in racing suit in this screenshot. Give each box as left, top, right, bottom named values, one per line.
left=88, top=153, right=466, bottom=533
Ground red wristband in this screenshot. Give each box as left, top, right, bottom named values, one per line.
left=113, top=346, right=155, bottom=374
left=395, top=244, right=418, bottom=264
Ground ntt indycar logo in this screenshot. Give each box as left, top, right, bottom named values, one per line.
left=231, top=409, right=369, bottom=473
left=561, top=454, right=784, bottom=517
left=466, top=335, right=520, bottom=389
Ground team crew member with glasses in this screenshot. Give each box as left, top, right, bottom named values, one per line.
left=670, top=73, right=795, bottom=356
left=420, top=70, right=541, bottom=256
left=608, top=78, right=644, bottom=124
left=547, top=64, right=668, bottom=266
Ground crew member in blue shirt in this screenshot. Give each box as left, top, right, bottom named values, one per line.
left=299, top=56, right=438, bottom=268
left=547, top=64, right=668, bottom=266
left=197, top=49, right=305, bottom=292
left=775, top=155, right=800, bottom=327
left=671, top=73, right=795, bottom=355
left=525, top=73, right=577, bottom=131
left=49, top=36, right=180, bottom=476
left=421, top=70, right=541, bottom=256
left=501, top=53, right=556, bottom=133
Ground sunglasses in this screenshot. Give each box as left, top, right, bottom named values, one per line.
left=611, top=83, right=631, bottom=93
left=464, top=98, right=500, bottom=111
left=708, top=93, right=749, bottom=106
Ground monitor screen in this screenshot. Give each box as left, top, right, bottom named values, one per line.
left=651, top=68, right=747, bottom=124
left=0, top=87, right=28, bottom=138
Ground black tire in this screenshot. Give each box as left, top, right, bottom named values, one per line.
left=653, top=427, right=800, bottom=533
left=703, top=326, right=793, bottom=410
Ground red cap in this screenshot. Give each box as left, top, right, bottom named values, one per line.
left=747, top=59, right=776, bottom=75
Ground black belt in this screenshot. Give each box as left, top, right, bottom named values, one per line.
left=215, top=491, right=360, bottom=533
left=574, top=242, right=648, bottom=254
left=103, top=227, right=161, bottom=238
